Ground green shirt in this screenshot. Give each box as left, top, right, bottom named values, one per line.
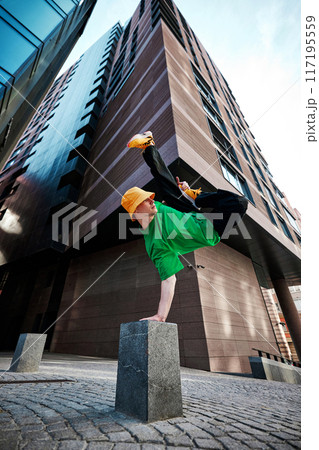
left=142, top=201, right=220, bottom=280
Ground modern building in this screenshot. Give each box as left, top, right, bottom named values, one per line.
left=0, top=23, right=122, bottom=349
left=0, top=0, right=97, bottom=169
left=0, top=0, right=301, bottom=373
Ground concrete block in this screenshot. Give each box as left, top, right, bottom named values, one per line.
left=9, top=333, right=47, bottom=372
left=249, top=356, right=301, bottom=384
left=115, top=321, right=183, bottom=422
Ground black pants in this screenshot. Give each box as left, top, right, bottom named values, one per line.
left=143, top=145, right=248, bottom=237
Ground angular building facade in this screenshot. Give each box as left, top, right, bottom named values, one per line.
left=0, top=0, right=97, bottom=169
left=0, top=23, right=122, bottom=349
left=0, top=0, right=301, bottom=373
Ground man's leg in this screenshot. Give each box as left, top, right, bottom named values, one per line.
left=143, top=145, right=199, bottom=213
left=195, top=190, right=248, bottom=237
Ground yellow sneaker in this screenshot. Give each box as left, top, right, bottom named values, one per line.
left=127, top=131, right=155, bottom=150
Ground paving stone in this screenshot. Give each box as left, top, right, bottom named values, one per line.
left=270, top=431, right=301, bottom=441
left=21, top=430, right=52, bottom=441
left=0, top=438, right=20, bottom=450
left=46, top=422, right=69, bottom=432
left=141, top=445, right=165, bottom=450
left=21, top=424, right=45, bottom=432
left=48, top=428, right=79, bottom=440
left=76, top=427, right=109, bottom=441
left=152, top=421, right=182, bottom=436
left=107, top=431, right=135, bottom=443
left=176, top=422, right=213, bottom=439
left=193, top=437, right=224, bottom=448
left=216, top=436, right=251, bottom=449
left=57, top=441, right=87, bottom=450
left=99, top=423, right=125, bottom=434
left=164, top=434, right=193, bottom=447
left=268, top=444, right=297, bottom=450
left=113, top=445, right=142, bottom=450
left=86, top=443, right=114, bottom=449
left=245, top=442, right=271, bottom=449
left=21, top=442, right=58, bottom=450
left=120, top=424, right=163, bottom=444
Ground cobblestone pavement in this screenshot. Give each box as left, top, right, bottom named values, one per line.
left=0, top=353, right=301, bottom=449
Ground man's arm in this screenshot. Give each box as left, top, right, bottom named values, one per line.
left=140, top=274, right=176, bottom=322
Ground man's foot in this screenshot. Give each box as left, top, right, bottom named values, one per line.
left=139, top=314, right=165, bottom=322
left=127, top=131, right=155, bottom=150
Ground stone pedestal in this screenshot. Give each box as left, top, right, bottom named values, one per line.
left=9, top=333, right=47, bottom=372
left=115, top=321, right=183, bottom=422
left=249, top=356, right=301, bottom=384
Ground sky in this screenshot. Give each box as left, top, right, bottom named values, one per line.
left=59, top=0, right=302, bottom=211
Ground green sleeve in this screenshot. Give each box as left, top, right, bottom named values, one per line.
left=154, top=252, right=184, bottom=281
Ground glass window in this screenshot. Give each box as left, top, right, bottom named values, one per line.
left=262, top=198, right=277, bottom=226
left=264, top=184, right=278, bottom=209
left=10, top=147, right=23, bottom=160
left=2, top=0, right=63, bottom=41
left=283, top=208, right=301, bottom=234
left=3, top=159, right=15, bottom=171
left=249, top=167, right=263, bottom=192
left=50, top=0, right=75, bottom=14
left=220, top=158, right=253, bottom=202
left=276, top=214, right=293, bottom=240
left=202, top=98, right=225, bottom=134
left=0, top=19, right=37, bottom=74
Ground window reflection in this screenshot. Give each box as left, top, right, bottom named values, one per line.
left=2, top=0, right=63, bottom=41
left=0, top=19, right=37, bottom=74
left=0, top=209, right=22, bottom=234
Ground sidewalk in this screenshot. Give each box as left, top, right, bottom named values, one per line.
left=0, top=352, right=301, bottom=449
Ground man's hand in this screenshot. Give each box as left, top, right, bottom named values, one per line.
left=176, top=176, right=190, bottom=191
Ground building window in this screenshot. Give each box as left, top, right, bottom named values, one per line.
left=113, top=66, right=135, bottom=97
left=120, top=19, right=131, bottom=50
left=17, top=136, right=29, bottom=147
left=178, top=9, right=191, bottom=36
left=272, top=183, right=288, bottom=207
left=3, top=159, right=16, bottom=171
left=249, top=167, right=263, bottom=192
left=225, top=109, right=239, bottom=139
left=260, top=159, right=273, bottom=178
left=129, top=26, right=138, bottom=64
left=240, top=143, right=250, bottom=162
left=151, top=0, right=185, bottom=49
left=202, top=97, right=227, bottom=136
left=242, top=132, right=256, bottom=158
left=10, top=147, right=23, bottom=160
left=139, top=0, right=145, bottom=18
left=262, top=198, right=277, bottom=225
left=253, top=161, right=266, bottom=182
left=208, top=119, right=240, bottom=167
left=263, top=183, right=278, bottom=209
left=283, top=207, right=301, bottom=234
left=192, top=63, right=218, bottom=110
left=276, top=213, right=293, bottom=240
left=220, top=158, right=253, bottom=202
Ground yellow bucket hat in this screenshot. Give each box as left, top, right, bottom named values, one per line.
left=121, top=187, right=155, bottom=221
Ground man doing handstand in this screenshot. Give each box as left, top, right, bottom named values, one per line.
left=121, top=131, right=248, bottom=322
